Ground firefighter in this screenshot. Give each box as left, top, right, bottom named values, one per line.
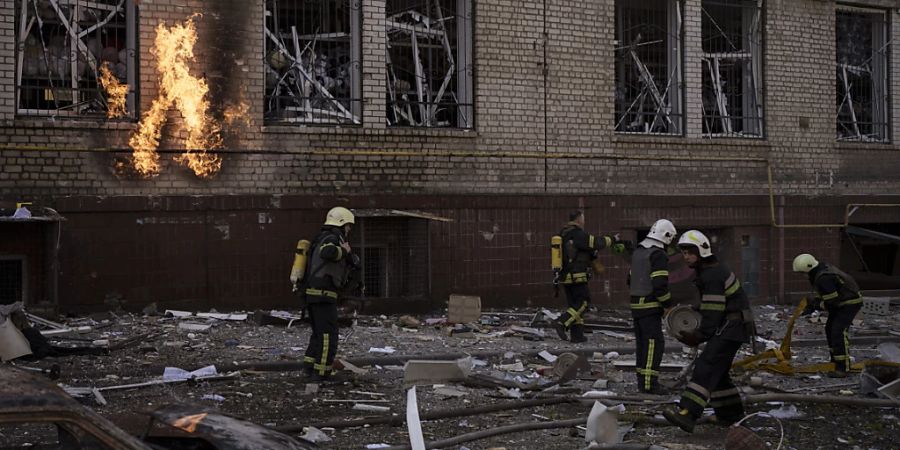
left=792, top=253, right=863, bottom=377
left=552, top=210, right=622, bottom=343
left=629, top=219, right=676, bottom=394
left=663, top=230, right=755, bottom=433
left=301, top=206, right=361, bottom=382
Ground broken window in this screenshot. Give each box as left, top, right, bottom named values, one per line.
left=836, top=7, right=889, bottom=142
left=615, top=0, right=683, bottom=135
left=264, top=0, right=361, bottom=124
left=15, top=0, right=137, bottom=118
left=701, top=0, right=763, bottom=137
left=386, top=0, right=473, bottom=128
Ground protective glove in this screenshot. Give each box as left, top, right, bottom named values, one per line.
left=800, top=299, right=824, bottom=316
left=678, top=330, right=703, bottom=347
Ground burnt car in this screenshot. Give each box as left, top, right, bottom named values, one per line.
left=0, top=366, right=317, bottom=449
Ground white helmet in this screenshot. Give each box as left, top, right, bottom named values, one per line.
left=324, top=206, right=355, bottom=227
left=677, top=230, right=713, bottom=258
left=792, top=254, right=819, bottom=273
left=647, top=219, right=677, bottom=245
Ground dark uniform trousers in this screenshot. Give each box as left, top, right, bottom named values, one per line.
left=679, top=337, right=744, bottom=421
left=826, top=303, right=862, bottom=372
left=559, top=283, right=590, bottom=328
left=633, top=311, right=665, bottom=391
left=303, top=297, right=339, bottom=376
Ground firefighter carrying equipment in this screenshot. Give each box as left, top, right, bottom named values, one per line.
left=792, top=253, right=819, bottom=273
left=290, top=239, right=311, bottom=292
left=677, top=230, right=712, bottom=258
left=812, top=264, right=863, bottom=309
left=324, top=206, right=355, bottom=227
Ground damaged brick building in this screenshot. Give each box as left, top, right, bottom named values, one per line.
left=0, top=0, right=899, bottom=313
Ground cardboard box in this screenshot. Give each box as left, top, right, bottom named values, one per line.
left=448, top=295, right=481, bottom=324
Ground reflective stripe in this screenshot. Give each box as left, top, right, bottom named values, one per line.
left=651, top=270, right=669, bottom=278
left=319, top=333, right=331, bottom=375
left=840, top=297, right=862, bottom=306
left=700, top=303, right=726, bottom=311
left=687, top=382, right=710, bottom=398
left=702, top=294, right=727, bottom=303
left=724, top=278, right=741, bottom=296
left=658, top=292, right=671, bottom=302
left=725, top=272, right=736, bottom=287
left=303, top=356, right=315, bottom=363
left=306, top=288, right=339, bottom=299
left=821, top=291, right=839, bottom=301
left=321, top=242, right=342, bottom=260
left=683, top=391, right=708, bottom=408
left=631, top=301, right=662, bottom=309
left=564, top=302, right=588, bottom=327
left=563, top=272, right=589, bottom=284
left=604, top=236, right=612, bottom=247
left=644, top=339, right=656, bottom=391
left=589, top=235, right=596, bottom=248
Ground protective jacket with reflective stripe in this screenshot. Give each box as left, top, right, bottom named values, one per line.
left=810, top=264, right=863, bottom=310
left=305, top=226, right=355, bottom=302
left=694, top=256, right=751, bottom=343
left=629, top=243, right=671, bottom=317
left=559, top=223, right=612, bottom=285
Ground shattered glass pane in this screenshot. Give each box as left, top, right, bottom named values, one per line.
left=701, top=0, right=763, bottom=138
left=386, top=0, right=473, bottom=128
left=15, top=0, right=136, bottom=118
left=264, top=0, right=361, bottom=124
left=836, top=9, right=889, bottom=143
left=615, top=0, right=683, bottom=135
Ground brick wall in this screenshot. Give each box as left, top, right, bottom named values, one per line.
left=2, top=0, right=900, bottom=311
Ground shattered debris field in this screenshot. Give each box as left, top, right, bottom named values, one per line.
left=7, top=304, right=900, bottom=450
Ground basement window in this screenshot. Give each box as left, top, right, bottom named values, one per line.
left=836, top=7, right=890, bottom=143
left=615, top=0, right=684, bottom=135
left=264, top=0, right=362, bottom=124
left=351, top=213, right=434, bottom=300
left=386, top=0, right=474, bottom=128
left=15, top=0, right=137, bottom=118
left=701, top=0, right=764, bottom=138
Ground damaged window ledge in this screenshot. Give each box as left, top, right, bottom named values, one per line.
left=262, top=125, right=479, bottom=138
left=612, top=133, right=772, bottom=149
left=836, top=141, right=898, bottom=151
left=5, top=118, right=136, bottom=131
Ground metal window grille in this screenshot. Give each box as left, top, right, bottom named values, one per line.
left=386, top=0, right=474, bottom=128
left=615, top=0, right=683, bottom=135
left=701, top=0, right=764, bottom=138
left=0, top=258, right=25, bottom=305
left=351, top=217, right=429, bottom=300
left=836, top=7, right=890, bottom=143
left=264, top=0, right=362, bottom=124
left=15, top=0, right=137, bottom=118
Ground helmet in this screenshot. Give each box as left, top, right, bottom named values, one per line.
left=792, top=254, right=819, bottom=273
left=677, top=230, right=713, bottom=258
left=324, top=207, right=355, bottom=227
left=647, top=219, right=677, bottom=245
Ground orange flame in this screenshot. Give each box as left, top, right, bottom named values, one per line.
left=99, top=62, right=127, bottom=119
left=128, top=15, right=222, bottom=178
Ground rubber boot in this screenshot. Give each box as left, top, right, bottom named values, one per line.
left=663, top=408, right=697, bottom=433
left=570, top=324, right=587, bottom=343
left=554, top=320, right=569, bottom=341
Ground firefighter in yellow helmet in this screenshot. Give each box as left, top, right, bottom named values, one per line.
left=552, top=210, right=624, bottom=343
left=792, top=253, right=863, bottom=377
left=301, top=207, right=362, bottom=382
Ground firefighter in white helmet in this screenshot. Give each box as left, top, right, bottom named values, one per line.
left=628, top=219, right=676, bottom=394
left=792, top=253, right=863, bottom=377
left=301, top=206, right=362, bottom=382
left=663, top=230, right=755, bottom=433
